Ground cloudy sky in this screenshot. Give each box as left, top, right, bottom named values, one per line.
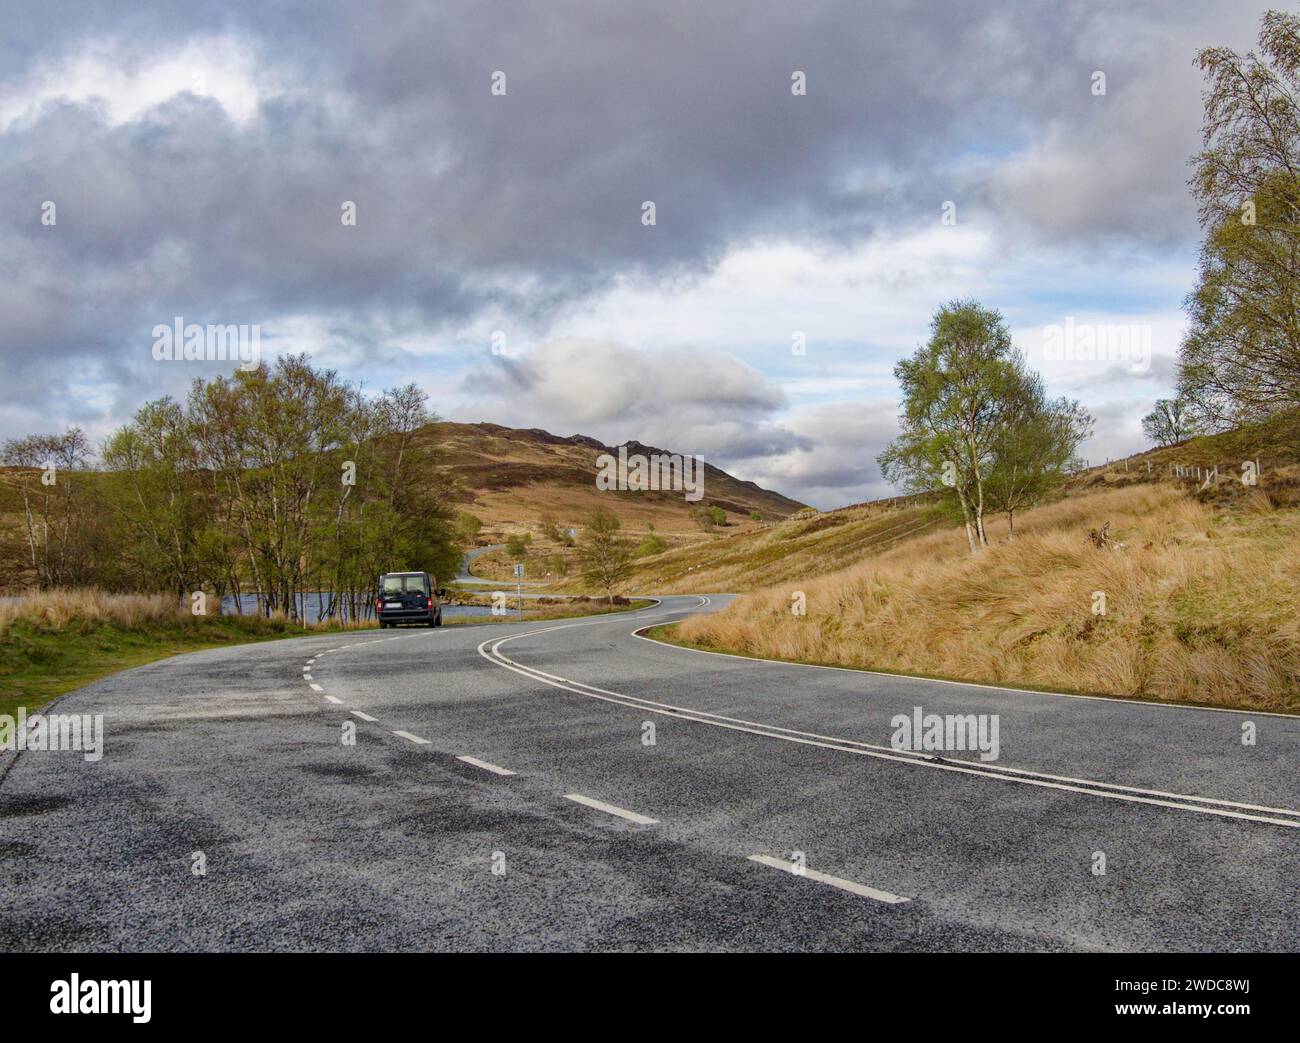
left=0, top=1, right=1274, bottom=507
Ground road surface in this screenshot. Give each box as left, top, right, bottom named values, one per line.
left=1, top=595, right=1296, bottom=951
left=454, top=543, right=503, bottom=583
left=455, top=544, right=549, bottom=587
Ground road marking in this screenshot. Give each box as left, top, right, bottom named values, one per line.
left=302, top=673, right=313, bottom=681
left=747, top=854, right=910, bottom=904
left=393, top=730, right=431, bottom=745
left=478, top=625, right=1300, bottom=830
left=324, top=695, right=343, bottom=705
left=457, top=755, right=517, bottom=776
left=309, top=683, right=324, bottom=692
left=563, top=793, right=658, bottom=825
left=351, top=710, right=378, bottom=722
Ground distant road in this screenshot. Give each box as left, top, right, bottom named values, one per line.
left=455, top=543, right=556, bottom=591
left=454, top=543, right=503, bottom=582
left=1, top=595, right=1296, bottom=951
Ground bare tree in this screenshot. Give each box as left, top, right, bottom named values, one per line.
left=1, top=429, right=92, bottom=587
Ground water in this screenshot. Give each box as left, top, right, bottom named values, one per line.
left=0, top=593, right=493, bottom=623
left=219, top=593, right=492, bottom=624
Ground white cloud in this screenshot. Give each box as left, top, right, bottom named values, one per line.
left=442, top=224, right=1196, bottom=507
left=544, top=228, right=994, bottom=355
left=735, top=401, right=900, bottom=509
left=459, top=338, right=840, bottom=495
left=0, top=36, right=275, bottom=128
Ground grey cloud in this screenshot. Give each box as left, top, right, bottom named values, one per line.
left=736, top=401, right=899, bottom=509
left=463, top=338, right=795, bottom=452
left=0, top=0, right=1273, bottom=487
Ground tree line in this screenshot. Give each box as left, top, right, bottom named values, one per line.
left=1, top=355, right=462, bottom=620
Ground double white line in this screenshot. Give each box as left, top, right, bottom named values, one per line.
left=478, top=624, right=1300, bottom=830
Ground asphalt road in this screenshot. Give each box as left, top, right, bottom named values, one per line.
left=455, top=544, right=548, bottom=586
left=1, top=594, right=1297, bottom=952
left=454, top=543, right=503, bottom=583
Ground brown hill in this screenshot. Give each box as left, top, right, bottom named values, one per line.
left=435, top=421, right=806, bottom=534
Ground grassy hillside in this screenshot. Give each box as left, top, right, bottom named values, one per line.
left=671, top=482, right=1300, bottom=712
left=653, top=412, right=1300, bottom=710
left=615, top=408, right=1300, bottom=599
left=573, top=500, right=942, bottom=594
left=436, top=421, right=805, bottom=534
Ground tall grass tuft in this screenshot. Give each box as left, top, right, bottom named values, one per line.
left=676, top=485, right=1300, bottom=712
left=0, top=589, right=371, bottom=637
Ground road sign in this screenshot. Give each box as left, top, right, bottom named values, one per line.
left=513, top=563, right=524, bottom=578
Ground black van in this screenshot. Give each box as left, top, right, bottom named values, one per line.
left=376, top=572, right=444, bottom=627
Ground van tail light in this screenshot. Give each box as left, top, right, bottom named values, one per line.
left=375, top=597, right=382, bottom=611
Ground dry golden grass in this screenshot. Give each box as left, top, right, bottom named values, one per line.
left=548, top=502, right=937, bottom=596
left=0, top=588, right=374, bottom=636
left=0, top=589, right=186, bottom=634
left=676, top=485, right=1300, bottom=712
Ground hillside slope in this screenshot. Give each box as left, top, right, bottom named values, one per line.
left=670, top=481, right=1299, bottom=712
left=1073, top=407, right=1300, bottom=510
left=643, top=412, right=1300, bottom=710
left=436, top=421, right=806, bottom=533
left=601, top=499, right=941, bottom=593
left=621, top=408, right=1300, bottom=597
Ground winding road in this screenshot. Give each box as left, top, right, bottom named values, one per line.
left=1, top=595, right=1296, bottom=952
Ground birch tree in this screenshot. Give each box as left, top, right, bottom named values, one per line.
left=878, top=300, right=1021, bottom=553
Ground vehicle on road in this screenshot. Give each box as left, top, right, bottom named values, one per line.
left=376, top=572, right=445, bottom=627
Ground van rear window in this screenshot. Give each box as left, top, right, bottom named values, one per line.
left=382, top=575, right=427, bottom=594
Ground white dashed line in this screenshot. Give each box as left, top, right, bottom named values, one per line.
left=563, top=793, right=658, bottom=825
left=393, top=730, right=431, bottom=745
left=747, top=854, right=910, bottom=904
left=309, top=683, right=324, bottom=692
left=351, top=710, right=378, bottom=722
left=303, top=673, right=313, bottom=681
left=457, top=755, right=517, bottom=777
left=324, top=695, right=343, bottom=705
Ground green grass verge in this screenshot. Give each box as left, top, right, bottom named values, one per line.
left=0, top=599, right=656, bottom=719
left=0, top=615, right=359, bottom=720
